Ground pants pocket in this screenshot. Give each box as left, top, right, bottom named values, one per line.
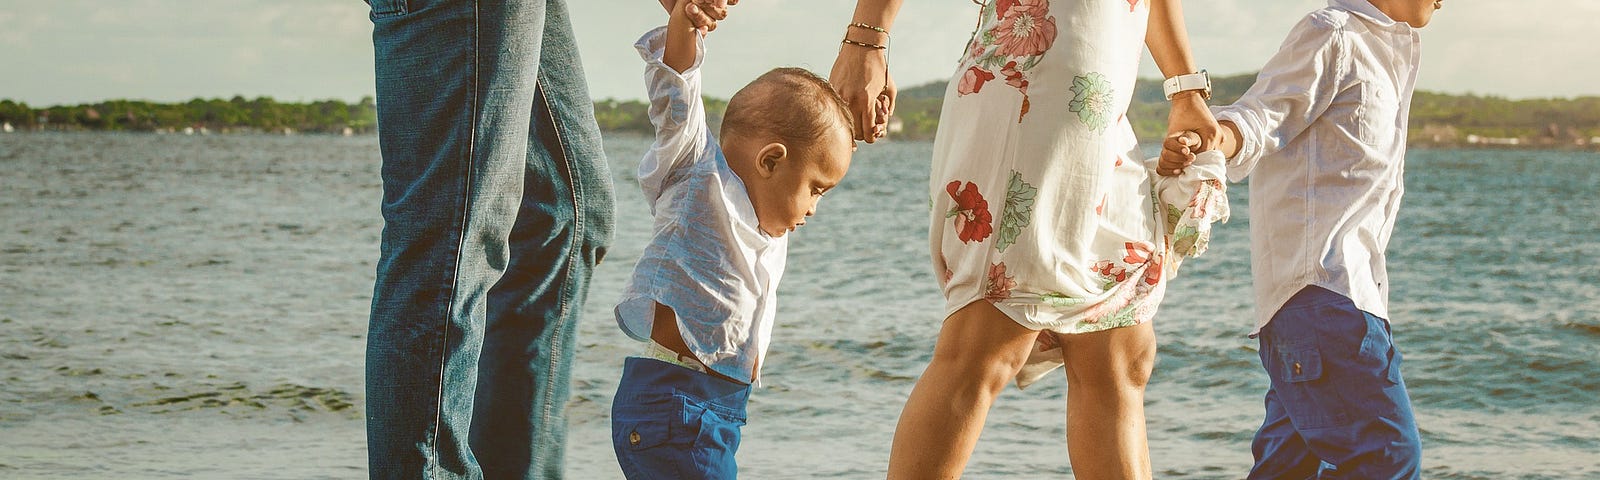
left=1263, top=342, right=1349, bottom=429
left=613, top=413, right=697, bottom=480
left=690, top=408, right=745, bottom=478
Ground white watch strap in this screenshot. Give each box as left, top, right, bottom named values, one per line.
left=1163, top=71, right=1210, bottom=100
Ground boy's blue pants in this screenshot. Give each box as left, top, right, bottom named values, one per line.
left=612, top=357, right=750, bottom=479
left=1248, top=286, right=1422, bottom=480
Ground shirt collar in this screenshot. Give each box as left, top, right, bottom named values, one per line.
left=1330, top=0, right=1412, bottom=32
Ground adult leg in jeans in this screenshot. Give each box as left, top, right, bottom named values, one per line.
left=471, top=0, right=614, bottom=478
left=366, top=0, right=611, bottom=478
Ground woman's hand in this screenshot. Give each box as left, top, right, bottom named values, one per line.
left=659, top=0, right=737, bottom=33
left=1163, top=91, right=1219, bottom=169
left=829, top=45, right=896, bottom=143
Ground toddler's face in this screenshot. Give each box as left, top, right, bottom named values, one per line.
left=750, top=133, right=853, bottom=238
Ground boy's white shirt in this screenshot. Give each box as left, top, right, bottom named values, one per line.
left=615, top=26, right=786, bottom=385
left=1212, top=0, right=1420, bottom=335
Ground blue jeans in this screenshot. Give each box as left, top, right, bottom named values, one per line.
left=1248, top=286, right=1422, bottom=480
left=612, top=358, right=750, bottom=480
left=364, top=0, right=614, bottom=478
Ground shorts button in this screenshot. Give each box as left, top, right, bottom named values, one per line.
left=1292, top=362, right=1303, bottom=376
left=629, top=431, right=641, bottom=445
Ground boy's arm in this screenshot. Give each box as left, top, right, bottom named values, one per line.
left=1212, top=14, right=1348, bottom=181
left=662, top=0, right=706, bottom=73
left=634, top=19, right=710, bottom=205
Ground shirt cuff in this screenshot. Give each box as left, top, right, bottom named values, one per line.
left=635, top=26, right=706, bottom=77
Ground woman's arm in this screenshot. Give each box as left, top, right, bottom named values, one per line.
left=1145, top=0, right=1220, bottom=165
left=828, top=0, right=904, bottom=143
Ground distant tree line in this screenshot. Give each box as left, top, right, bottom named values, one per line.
left=8, top=77, right=1598, bottom=148
left=0, top=96, right=377, bottom=134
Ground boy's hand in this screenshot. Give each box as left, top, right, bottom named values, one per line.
left=661, top=0, right=736, bottom=34
left=1158, top=131, right=1201, bottom=177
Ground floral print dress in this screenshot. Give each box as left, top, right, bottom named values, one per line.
left=930, top=0, right=1164, bottom=360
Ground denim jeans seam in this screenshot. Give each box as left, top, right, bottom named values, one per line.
left=536, top=69, right=578, bottom=444
left=419, top=1, right=485, bottom=477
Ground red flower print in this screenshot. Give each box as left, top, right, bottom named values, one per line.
left=985, top=262, right=1018, bottom=301
left=1123, top=241, right=1153, bottom=265
left=1092, top=260, right=1129, bottom=283
left=1001, top=61, right=1029, bottom=92
left=958, top=66, right=997, bottom=96
left=996, top=0, right=1018, bottom=18
left=994, top=0, right=1057, bottom=57
left=1143, top=253, right=1163, bottom=286
left=947, top=181, right=994, bottom=243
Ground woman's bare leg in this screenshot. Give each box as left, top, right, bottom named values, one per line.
left=886, top=301, right=1040, bottom=479
left=1060, top=321, right=1157, bottom=480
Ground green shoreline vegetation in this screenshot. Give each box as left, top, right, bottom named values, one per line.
left=4, top=73, right=1598, bottom=149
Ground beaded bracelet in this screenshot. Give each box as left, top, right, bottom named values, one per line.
left=841, top=38, right=888, bottom=50
left=848, top=22, right=888, bottom=34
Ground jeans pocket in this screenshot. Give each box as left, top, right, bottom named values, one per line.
left=366, top=0, right=409, bottom=18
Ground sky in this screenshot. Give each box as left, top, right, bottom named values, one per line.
left=1, top=0, right=1596, bottom=106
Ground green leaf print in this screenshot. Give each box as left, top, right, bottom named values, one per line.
left=1069, top=72, right=1115, bottom=132
left=995, top=170, right=1038, bottom=253
left=1041, top=292, right=1085, bottom=308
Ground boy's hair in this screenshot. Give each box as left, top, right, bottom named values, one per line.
left=720, top=67, right=856, bottom=153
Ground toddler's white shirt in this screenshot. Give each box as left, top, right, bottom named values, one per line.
left=614, top=27, right=787, bottom=384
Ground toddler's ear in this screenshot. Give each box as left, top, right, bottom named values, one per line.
left=757, top=142, right=787, bottom=177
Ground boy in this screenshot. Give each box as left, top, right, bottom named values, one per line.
left=1162, top=0, right=1444, bottom=477
left=610, top=1, right=856, bottom=478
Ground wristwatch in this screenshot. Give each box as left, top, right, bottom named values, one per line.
left=1162, top=70, right=1211, bottom=100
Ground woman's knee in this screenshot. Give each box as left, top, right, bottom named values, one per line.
left=1064, top=324, right=1157, bottom=391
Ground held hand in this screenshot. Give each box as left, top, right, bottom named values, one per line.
left=1166, top=91, right=1220, bottom=153
left=661, top=0, right=736, bottom=34
left=1158, top=131, right=1200, bottom=177
left=829, top=45, right=896, bottom=143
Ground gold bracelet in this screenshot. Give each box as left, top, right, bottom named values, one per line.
left=841, top=38, right=887, bottom=50
left=848, top=22, right=888, bottom=35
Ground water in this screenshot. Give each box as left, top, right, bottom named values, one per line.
left=1, top=132, right=1597, bottom=479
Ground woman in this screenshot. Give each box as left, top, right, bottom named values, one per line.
left=829, top=0, right=1218, bottom=477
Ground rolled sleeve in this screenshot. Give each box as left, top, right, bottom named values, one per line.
left=1213, top=14, right=1349, bottom=182
left=634, top=26, right=710, bottom=204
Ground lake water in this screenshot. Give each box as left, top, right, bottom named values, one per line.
left=1, top=132, right=1597, bottom=479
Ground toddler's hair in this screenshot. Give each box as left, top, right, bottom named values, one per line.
left=720, top=67, right=856, bottom=152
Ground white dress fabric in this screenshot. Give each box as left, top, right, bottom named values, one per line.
left=928, top=0, right=1204, bottom=387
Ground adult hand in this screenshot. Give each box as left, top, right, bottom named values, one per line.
left=829, top=45, right=896, bottom=143
left=1164, top=90, right=1219, bottom=164
left=659, top=0, right=737, bottom=33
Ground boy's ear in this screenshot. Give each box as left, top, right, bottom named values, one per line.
left=757, top=142, right=787, bottom=178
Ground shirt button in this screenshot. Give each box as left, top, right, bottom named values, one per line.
left=629, top=431, right=641, bottom=445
